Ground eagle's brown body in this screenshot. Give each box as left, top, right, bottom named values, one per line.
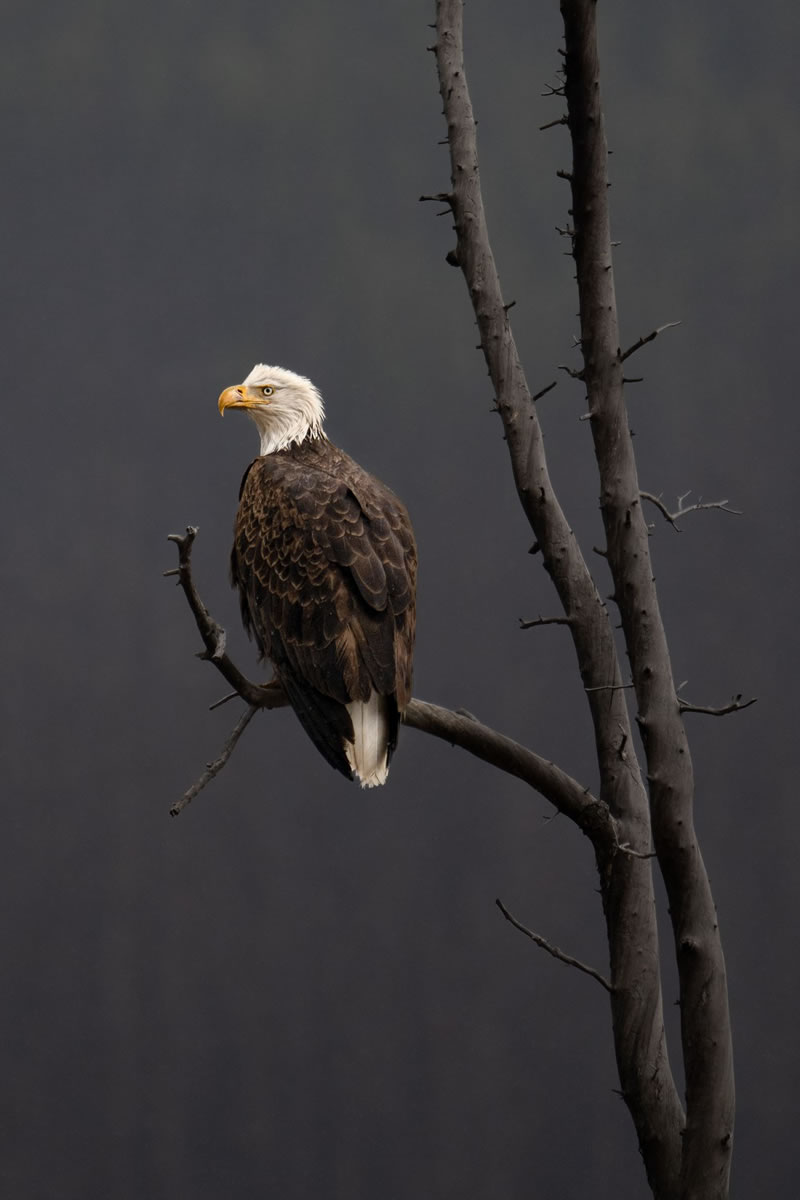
left=230, top=436, right=417, bottom=782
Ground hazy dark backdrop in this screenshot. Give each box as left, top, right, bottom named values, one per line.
left=3, top=2, right=797, bottom=1196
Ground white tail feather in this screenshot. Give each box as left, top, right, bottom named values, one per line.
left=345, top=693, right=389, bottom=788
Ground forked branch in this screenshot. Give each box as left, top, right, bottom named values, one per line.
left=640, top=490, right=742, bottom=531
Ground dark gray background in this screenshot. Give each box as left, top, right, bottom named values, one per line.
left=3, top=2, right=796, bottom=1195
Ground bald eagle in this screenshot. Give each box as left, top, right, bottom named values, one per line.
left=218, top=365, right=417, bottom=787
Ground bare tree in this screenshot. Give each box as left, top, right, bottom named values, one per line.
left=168, top=3, right=748, bottom=1196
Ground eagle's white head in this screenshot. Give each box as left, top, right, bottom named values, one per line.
left=218, top=364, right=325, bottom=456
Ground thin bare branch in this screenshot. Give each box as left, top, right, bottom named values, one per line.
left=640, top=491, right=742, bottom=532
left=518, top=614, right=570, bottom=630
left=495, top=898, right=611, bottom=991
left=620, top=321, right=681, bottom=363
left=531, top=380, right=558, bottom=402
left=540, top=115, right=568, bottom=131
left=679, top=695, right=757, bottom=717
left=170, top=706, right=259, bottom=817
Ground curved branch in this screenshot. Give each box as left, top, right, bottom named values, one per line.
left=403, top=698, right=609, bottom=839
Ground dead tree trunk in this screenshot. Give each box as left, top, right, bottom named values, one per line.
left=168, top=3, right=741, bottom=1196
left=430, top=1, right=735, bottom=1195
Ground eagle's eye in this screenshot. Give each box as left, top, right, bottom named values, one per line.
left=262, top=386, right=274, bottom=397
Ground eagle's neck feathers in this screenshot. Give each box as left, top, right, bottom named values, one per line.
left=255, top=411, right=324, bottom=457
left=241, top=363, right=325, bottom=457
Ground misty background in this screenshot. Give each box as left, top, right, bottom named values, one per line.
left=3, top=1, right=797, bottom=1196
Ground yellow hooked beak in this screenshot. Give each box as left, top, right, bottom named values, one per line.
left=218, top=385, right=261, bottom=415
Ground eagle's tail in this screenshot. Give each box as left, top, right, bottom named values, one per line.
left=345, top=693, right=396, bottom=788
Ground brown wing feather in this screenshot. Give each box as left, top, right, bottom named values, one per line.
left=230, top=438, right=416, bottom=776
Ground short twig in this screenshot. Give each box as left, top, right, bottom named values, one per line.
left=584, top=682, right=634, bottom=693
left=170, top=706, right=259, bottom=817
left=619, top=321, right=681, bottom=363
left=640, top=491, right=742, bottom=532
left=495, top=898, right=611, bottom=992
left=531, top=380, right=558, bottom=403
left=616, top=841, right=657, bottom=860
left=519, top=615, right=570, bottom=630
left=539, top=115, right=568, bottom=131
left=678, top=694, right=757, bottom=717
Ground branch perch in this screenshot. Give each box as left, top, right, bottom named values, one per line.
left=166, top=526, right=611, bottom=837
